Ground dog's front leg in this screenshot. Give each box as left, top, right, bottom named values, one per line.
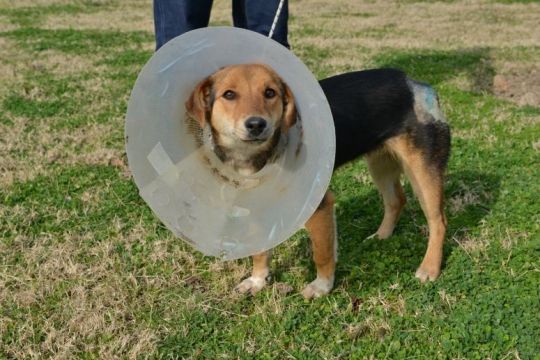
left=301, top=191, right=337, bottom=299
left=235, top=250, right=272, bottom=295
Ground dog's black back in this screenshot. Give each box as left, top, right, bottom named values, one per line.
left=320, top=68, right=420, bottom=169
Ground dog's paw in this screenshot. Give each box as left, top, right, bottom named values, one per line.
left=367, top=229, right=393, bottom=240
left=366, top=233, right=382, bottom=240
left=300, top=277, right=334, bottom=299
left=235, top=276, right=267, bottom=295
left=415, top=265, right=441, bottom=283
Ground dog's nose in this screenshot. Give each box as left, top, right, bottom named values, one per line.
left=244, top=117, right=267, bottom=136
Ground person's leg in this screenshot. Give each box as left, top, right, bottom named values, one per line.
left=233, top=0, right=290, bottom=49
left=231, top=0, right=247, bottom=30
left=153, top=0, right=214, bottom=50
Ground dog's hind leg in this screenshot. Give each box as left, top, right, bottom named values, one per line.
left=301, top=191, right=337, bottom=299
left=366, top=150, right=407, bottom=239
left=387, top=134, right=448, bottom=282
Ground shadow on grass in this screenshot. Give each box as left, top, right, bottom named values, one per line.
left=373, top=47, right=496, bottom=93
left=275, top=169, right=501, bottom=292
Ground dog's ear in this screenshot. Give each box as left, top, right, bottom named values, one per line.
left=186, top=78, right=212, bottom=128
left=281, top=82, right=298, bottom=134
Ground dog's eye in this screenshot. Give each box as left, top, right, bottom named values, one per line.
left=223, top=90, right=236, bottom=100
left=265, top=88, right=276, bottom=99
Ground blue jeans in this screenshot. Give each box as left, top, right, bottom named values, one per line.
left=153, top=0, right=289, bottom=50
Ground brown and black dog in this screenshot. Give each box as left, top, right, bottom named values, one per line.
left=186, top=63, right=451, bottom=299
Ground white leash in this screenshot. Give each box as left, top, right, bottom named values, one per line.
left=268, top=0, right=285, bottom=40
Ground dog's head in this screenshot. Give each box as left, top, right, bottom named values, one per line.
left=185, top=63, right=297, bottom=174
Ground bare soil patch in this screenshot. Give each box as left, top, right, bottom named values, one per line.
left=493, top=69, right=540, bottom=107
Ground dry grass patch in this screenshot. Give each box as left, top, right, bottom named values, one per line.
left=449, top=191, right=482, bottom=216
left=451, top=229, right=491, bottom=260
left=347, top=316, right=392, bottom=342
left=0, top=38, right=30, bottom=94
left=0, top=43, right=132, bottom=186
left=43, top=5, right=154, bottom=34
left=497, top=227, right=530, bottom=251
left=0, top=0, right=74, bottom=7
left=209, top=0, right=231, bottom=25
left=0, top=13, right=17, bottom=32
left=31, top=49, right=108, bottom=77
left=0, top=40, right=106, bottom=90
left=1, top=219, right=206, bottom=358
left=289, top=0, right=540, bottom=66
left=0, top=114, right=125, bottom=187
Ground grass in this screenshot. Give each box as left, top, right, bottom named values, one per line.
left=1, top=0, right=539, bottom=358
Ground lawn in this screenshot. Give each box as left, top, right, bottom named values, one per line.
left=1, top=0, right=539, bottom=358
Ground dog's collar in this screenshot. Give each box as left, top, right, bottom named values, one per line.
left=202, top=124, right=288, bottom=179
left=267, top=129, right=288, bottom=164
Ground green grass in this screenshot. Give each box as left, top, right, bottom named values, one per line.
left=1, top=0, right=539, bottom=358
left=4, top=27, right=153, bottom=53
left=0, top=3, right=108, bottom=27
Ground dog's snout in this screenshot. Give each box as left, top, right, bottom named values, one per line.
left=244, top=117, right=267, bottom=136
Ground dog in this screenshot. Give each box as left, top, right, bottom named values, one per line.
left=186, top=62, right=451, bottom=299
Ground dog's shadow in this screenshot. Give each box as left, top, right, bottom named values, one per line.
left=272, top=169, right=501, bottom=291
left=374, top=47, right=497, bottom=94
